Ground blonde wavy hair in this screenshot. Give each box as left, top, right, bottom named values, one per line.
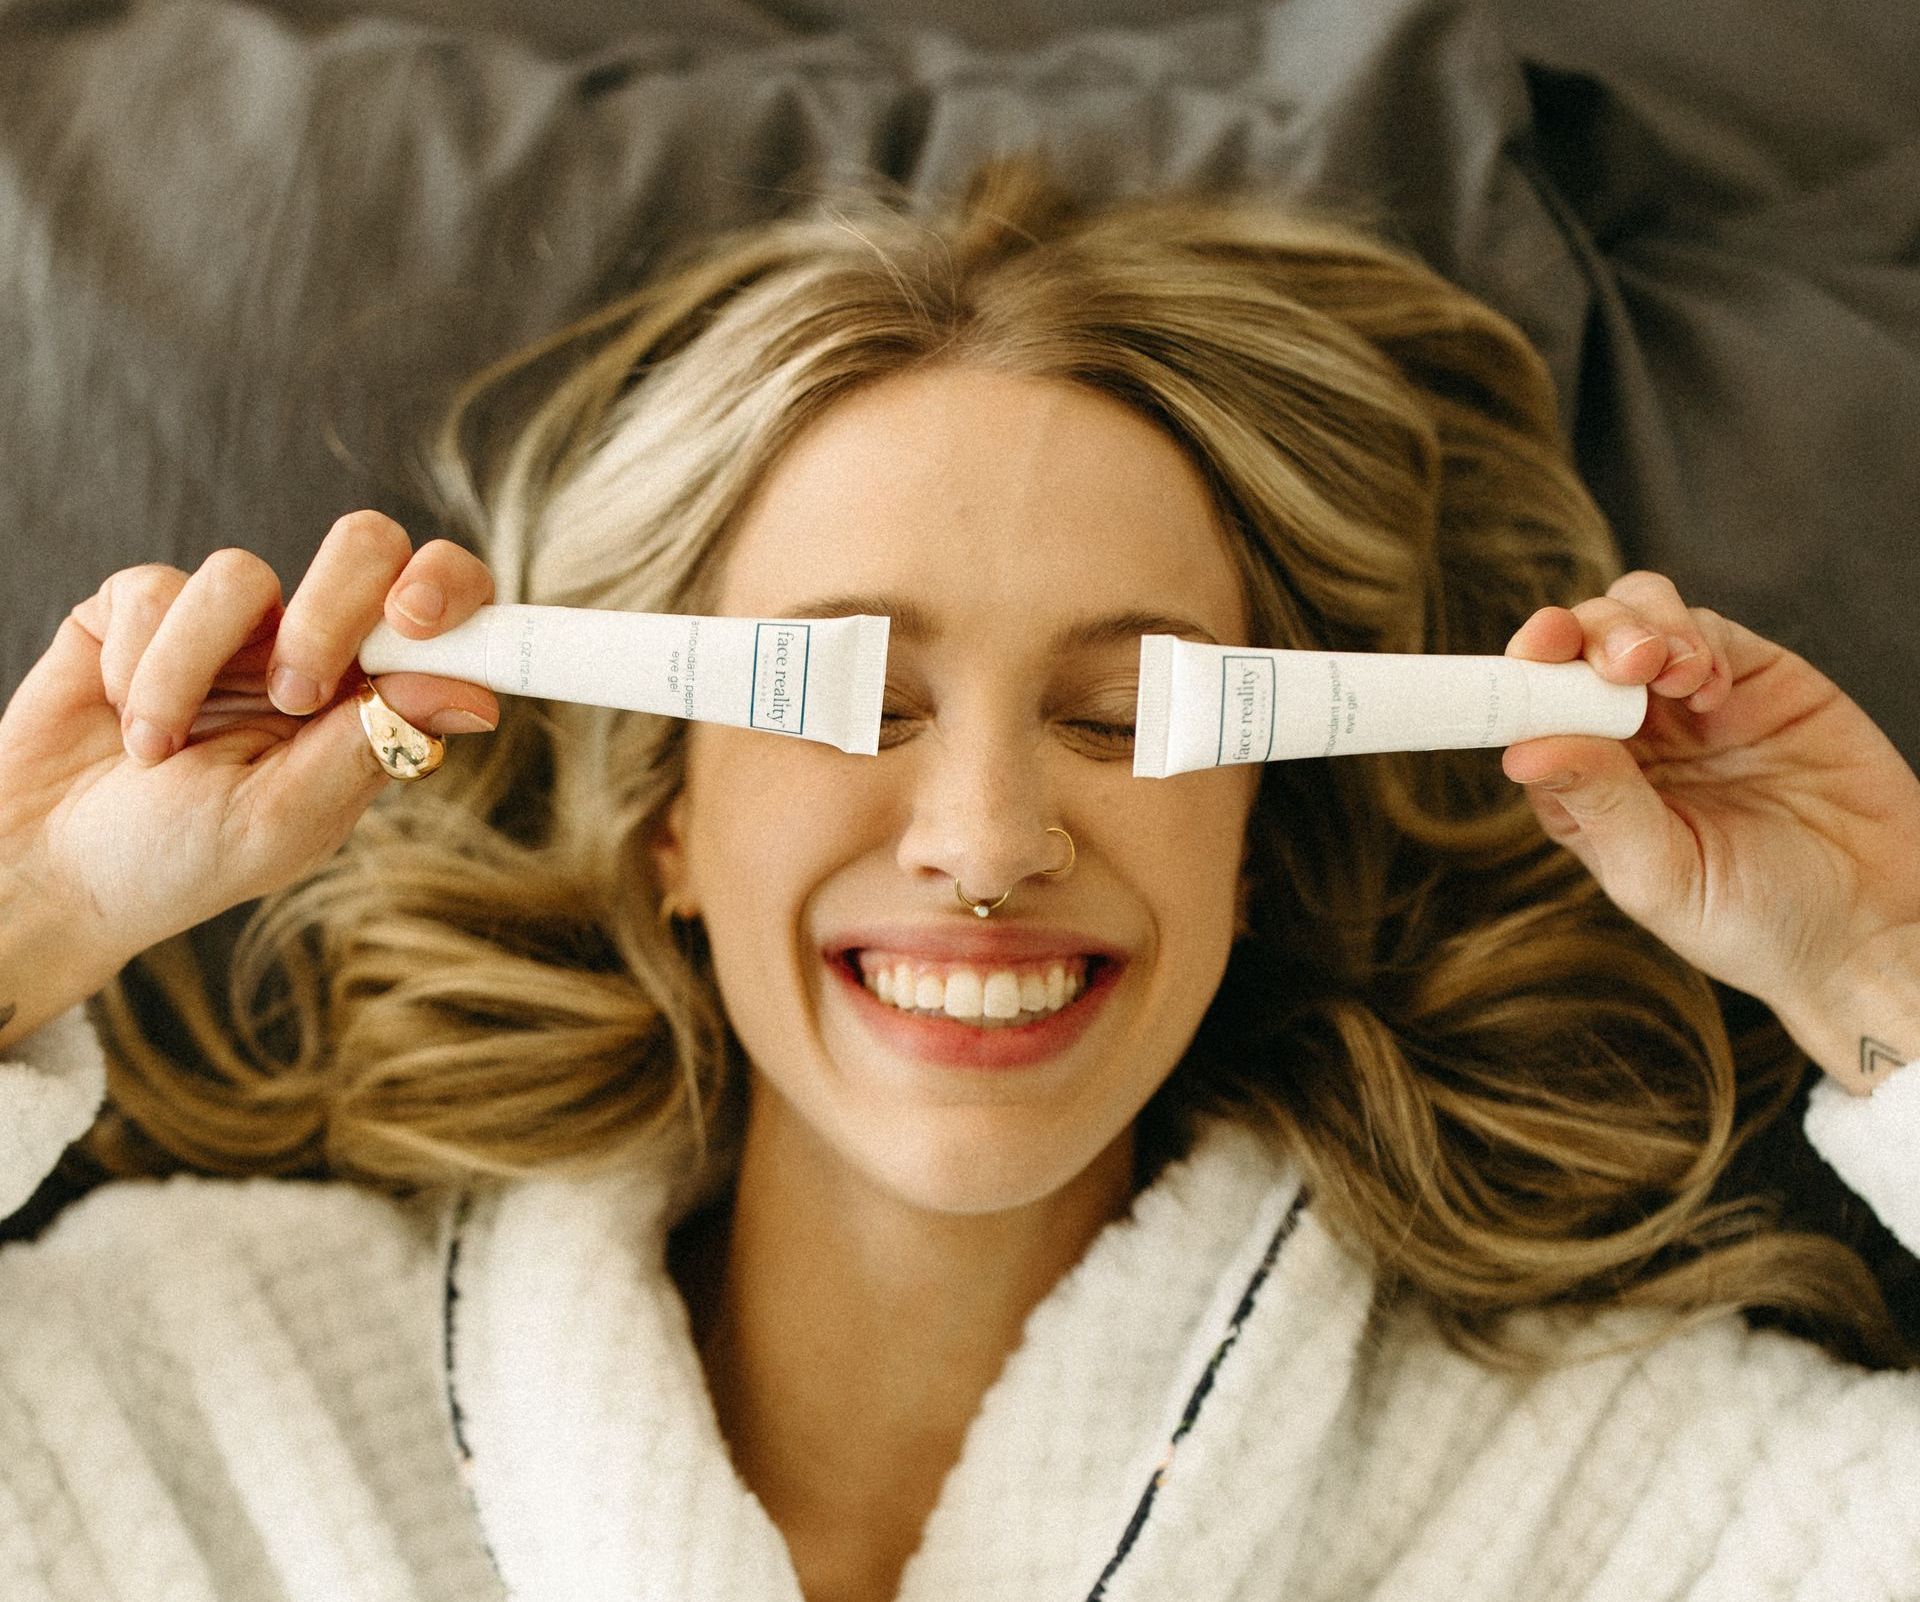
left=81, top=159, right=1912, bottom=1373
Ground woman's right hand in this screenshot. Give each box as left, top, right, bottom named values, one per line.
left=0, top=512, right=500, bottom=1043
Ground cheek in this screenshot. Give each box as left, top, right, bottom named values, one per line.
left=1141, top=769, right=1256, bottom=912
left=683, top=736, right=860, bottom=934
left=683, top=751, right=835, bottom=1058
left=1143, top=774, right=1256, bottom=1014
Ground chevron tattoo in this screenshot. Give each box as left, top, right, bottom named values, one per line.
left=1862, top=1036, right=1905, bottom=1084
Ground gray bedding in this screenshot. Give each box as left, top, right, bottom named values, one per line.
left=3, top=0, right=1914, bottom=756
left=1, top=0, right=1916, bottom=1314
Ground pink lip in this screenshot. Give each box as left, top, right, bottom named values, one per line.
left=827, top=949, right=1124, bottom=1070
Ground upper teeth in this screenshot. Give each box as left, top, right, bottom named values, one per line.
left=856, top=953, right=1088, bottom=1021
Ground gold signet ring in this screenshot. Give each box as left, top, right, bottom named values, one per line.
left=355, top=683, right=446, bottom=781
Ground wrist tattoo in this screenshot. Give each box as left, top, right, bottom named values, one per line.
left=1861, top=1035, right=1905, bottom=1085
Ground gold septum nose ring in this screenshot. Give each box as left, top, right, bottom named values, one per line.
left=355, top=682, right=447, bottom=781
left=955, top=826, right=1075, bottom=918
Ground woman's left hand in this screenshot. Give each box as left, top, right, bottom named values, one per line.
left=1501, top=570, right=1920, bottom=1095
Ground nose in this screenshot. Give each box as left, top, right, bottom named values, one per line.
left=894, top=709, right=1069, bottom=910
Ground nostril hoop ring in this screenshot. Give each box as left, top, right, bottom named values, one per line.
left=1038, top=825, right=1076, bottom=879
left=954, top=826, right=1075, bottom=917
left=954, top=882, right=1011, bottom=917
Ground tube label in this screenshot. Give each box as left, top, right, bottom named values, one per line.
left=1218, top=655, right=1276, bottom=765
left=751, top=622, right=810, bottom=736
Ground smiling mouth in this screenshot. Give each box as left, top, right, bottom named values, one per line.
left=837, top=951, right=1115, bottom=1031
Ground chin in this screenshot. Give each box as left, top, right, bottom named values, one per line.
left=851, top=1109, right=1129, bottom=1218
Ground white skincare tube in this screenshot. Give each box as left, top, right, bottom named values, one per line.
left=1133, top=636, right=1648, bottom=778
left=358, top=604, right=890, bottom=756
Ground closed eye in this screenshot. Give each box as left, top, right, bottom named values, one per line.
left=874, top=710, right=1136, bottom=753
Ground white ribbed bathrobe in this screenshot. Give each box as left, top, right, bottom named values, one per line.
left=2, top=1000, right=1918, bottom=1602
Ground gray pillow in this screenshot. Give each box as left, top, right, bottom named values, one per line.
left=9, top=0, right=1916, bottom=765
left=0, top=0, right=1586, bottom=708
left=1506, top=0, right=1920, bottom=767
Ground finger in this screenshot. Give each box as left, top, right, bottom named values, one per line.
left=1683, top=606, right=1740, bottom=715
left=122, top=550, right=286, bottom=765
left=1564, top=595, right=1676, bottom=686
left=1503, top=735, right=1699, bottom=923
left=268, top=511, right=415, bottom=716
left=365, top=672, right=499, bottom=736
left=1605, top=571, right=1716, bottom=700
left=1514, top=783, right=1603, bottom=876
left=1504, top=605, right=1586, bottom=663
left=94, top=565, right=189, bottom=707
left=377, top=538, right=500, bottom=730
left=383, top=538, right=495, bottom=637
left=183, top=691, right=289, bottom=740
left=1, top=607, right=118, bottom=756
left=185, top=706, right=295, bottom=743
left=211, top=629, right=280, bottom=692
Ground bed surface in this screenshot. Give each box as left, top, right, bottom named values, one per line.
left=3, top=0, right=1914, bottom=755
left=1, top=0, right=1915, bottom=1316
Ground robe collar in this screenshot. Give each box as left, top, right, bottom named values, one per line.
left=441, top=1118, right=1374, bottom=1602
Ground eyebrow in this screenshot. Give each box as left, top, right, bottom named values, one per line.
left=774, top=593, right=1222, bottom=650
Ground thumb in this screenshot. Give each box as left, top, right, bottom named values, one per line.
left=3, top=614, right=112, bottom=752
left=1503, top=736, right=1696, bottom=921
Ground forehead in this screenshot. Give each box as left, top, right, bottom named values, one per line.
left=715, top=365, right=1249, bottom=649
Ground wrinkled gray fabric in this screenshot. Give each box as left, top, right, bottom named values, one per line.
left=4, top=0, right=1915, bottom=765
left=1505, top=0, right=1920, bottom=764
left=2, top=0, right=1583, bottom=705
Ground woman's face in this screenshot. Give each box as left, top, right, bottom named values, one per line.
left=653, top=364, right=1259, bottom=1217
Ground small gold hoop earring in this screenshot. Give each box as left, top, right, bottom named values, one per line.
left=1038, top=826, right=1076, bottom=879
left=955, top=882, right=1011, bottom=918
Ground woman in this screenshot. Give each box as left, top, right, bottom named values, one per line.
left=1, top=163, right=1917, bottom=1601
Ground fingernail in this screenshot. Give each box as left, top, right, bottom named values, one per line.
left=1528, top=771, right=1577, bottom=792
left=423, top=708, right=496, bottom=735
left=395, top=581, right=446, bottom=627
left=125, top=717, right=175, bottom=764
left=1604, top=628, right=1659, bottom=666
left=1662, top=635, right=1699, bottom=666
left=269, top=665, right=322, bottom=715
